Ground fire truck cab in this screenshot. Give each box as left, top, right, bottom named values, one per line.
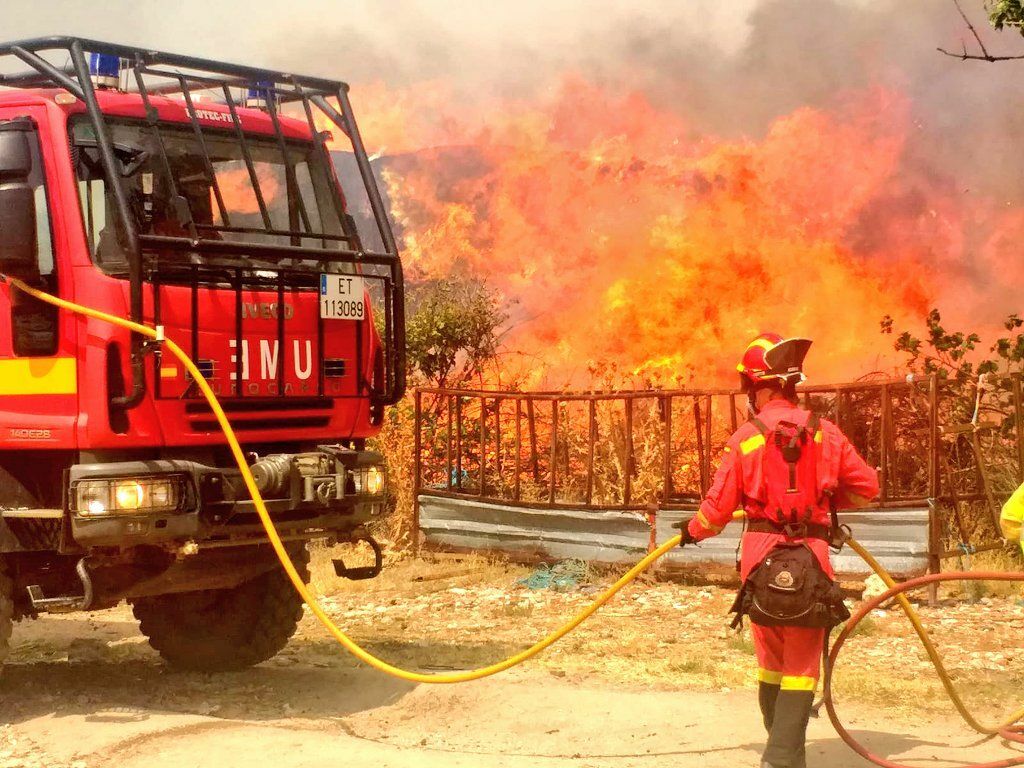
left=0, top=38, right=406, bottom=670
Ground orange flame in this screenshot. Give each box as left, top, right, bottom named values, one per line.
left=212, top=164, right=281, bottom=218
left=343, top=77, right=1011, bottom=387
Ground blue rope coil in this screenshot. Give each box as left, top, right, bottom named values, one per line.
left=518, top=559, right=591, bottom=591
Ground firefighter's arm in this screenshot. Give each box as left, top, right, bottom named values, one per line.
left=832, top=431, right=880, bottom=510
left=1000, top=483, right=1024, bottom=546
left=685, top=443, right=743, bottom=542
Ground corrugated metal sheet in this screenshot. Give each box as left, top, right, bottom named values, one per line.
left=419, top=495, right=652, bottom=564
left=655, top=506, right=932, bottom=576
left=418, top=494, right=932, bottom=577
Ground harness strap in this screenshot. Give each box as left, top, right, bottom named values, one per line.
left=746, top=519, right=832, bottom=542
left=750, top=416, right=770, bottom=436
left=746, top=412, right=825, bottom=528
left=807, top=412, right=821, bottom=433
left=805, top=412, right=837, bottom=539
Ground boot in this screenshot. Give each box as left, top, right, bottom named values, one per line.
left=761, top=754, right=807, bottom=768
left=762, top=690, right=813, bottom=768
left=758, top=681, right=780, bottom=732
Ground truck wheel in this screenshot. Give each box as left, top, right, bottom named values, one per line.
left=132, top=547, right=309, bottom=672
left=0, top=560, right=13, bottom=668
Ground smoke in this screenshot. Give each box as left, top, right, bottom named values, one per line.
left=273, top=1, right=1024, bottom=341
left=5, top=0, right=1016, bottom=207
left=589, top=1, right=1024, bottom=203
left=3, top=0, right=1021, bottom=382
left=283, top=0, right=1024, bottom=384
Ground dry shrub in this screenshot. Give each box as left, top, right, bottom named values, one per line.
left=368, top=397, right=417, bottom=547
left=384, top=371, right=1023, bottom=567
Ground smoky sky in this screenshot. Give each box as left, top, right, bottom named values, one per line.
left=4, top=1, right=1024, bottom=207
left=588, top=0, right=1024, bottom=205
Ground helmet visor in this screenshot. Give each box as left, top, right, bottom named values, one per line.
left=763, top=338, right=812, bottom=380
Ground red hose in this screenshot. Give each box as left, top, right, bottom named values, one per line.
left=824, top=571, right=1024, bottom=768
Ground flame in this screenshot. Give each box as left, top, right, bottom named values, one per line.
left=341, top=77, right=1014, bottom=387
left=212, top=164, right=281, bottom=218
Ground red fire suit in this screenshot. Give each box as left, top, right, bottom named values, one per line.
left=686, top=398, right=879, bottom=691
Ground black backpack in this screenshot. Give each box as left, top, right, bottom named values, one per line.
left=731, top=543, right=849, bottom=629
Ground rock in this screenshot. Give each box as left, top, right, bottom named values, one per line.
left=862, top=573, right=888, bottom=600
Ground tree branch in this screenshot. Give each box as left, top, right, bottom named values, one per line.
left=938, top=0, right=1024, bottom=61
left=956, top=0, right=992, bottom=56
left=937, top=45, right=1024, bottom=61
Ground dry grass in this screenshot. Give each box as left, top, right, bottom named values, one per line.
left=293, top=552, right=1024, bottom=718
left=943, top=547, right=1024, bottom=599
left=726, top=632, right=756, bottom=655
left=307, top=541, right=528, bottom=599
left=849, top=615, right=879, bottom=637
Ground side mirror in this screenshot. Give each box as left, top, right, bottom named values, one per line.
left=0, top=121, right=39, bottom=281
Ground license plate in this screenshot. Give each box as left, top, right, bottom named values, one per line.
left=319, top=274, right=365, bottom=320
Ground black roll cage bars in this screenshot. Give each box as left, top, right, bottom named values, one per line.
left=0, top=36, right=406, bottom=409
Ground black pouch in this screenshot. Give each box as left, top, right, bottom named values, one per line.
left=730, top=543, right=848, bottom=629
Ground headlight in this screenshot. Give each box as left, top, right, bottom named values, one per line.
left=351, top=465, right=385, bottom=495
left=365, top=466, right=384, bottom=495
left=114, top=481, right=145, bottom=510
left=75, top=476, right=186, bottom=516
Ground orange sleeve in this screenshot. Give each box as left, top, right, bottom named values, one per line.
left=687, top=439, right=744, bottom=541
left=830, top=428, right=880, bottom=509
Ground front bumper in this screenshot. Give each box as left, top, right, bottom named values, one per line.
left=66, top=447, right=385, bottom=549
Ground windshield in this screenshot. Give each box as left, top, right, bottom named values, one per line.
left=71, top=117, right=350, bottom=271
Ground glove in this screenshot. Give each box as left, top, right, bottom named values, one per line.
left=670, top=518, right=698, bottom=547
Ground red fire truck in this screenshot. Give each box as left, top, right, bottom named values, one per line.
left=0, top=38, right=406, bottom=670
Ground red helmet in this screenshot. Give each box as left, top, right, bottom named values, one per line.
left=737, top=333, right=812, bottom=392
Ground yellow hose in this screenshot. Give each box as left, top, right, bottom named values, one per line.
left=5, top=275, right=680, bottom=684
left=9, top=272, right=1021, bottom=733
left=844, top=537, right=1024, bottom=734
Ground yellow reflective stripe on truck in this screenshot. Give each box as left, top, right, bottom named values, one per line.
left=0, top=357, right=76, bottom=395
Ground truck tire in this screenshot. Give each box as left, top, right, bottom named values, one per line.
left=132, top=547, right=309, bottom=672
left=0, top=560, right=13, bottom=668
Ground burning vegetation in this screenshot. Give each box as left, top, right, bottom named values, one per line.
left=274, top=2, right=1024, bottom=548
left=323, top=76, right=1020, bottom=389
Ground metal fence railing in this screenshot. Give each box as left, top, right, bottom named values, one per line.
left=412, top=374, right=1024, bottom=569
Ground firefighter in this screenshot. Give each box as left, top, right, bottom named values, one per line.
left=1000, top=481, right=1024, bottom=554
left=674, top=333, right=879, bottom=768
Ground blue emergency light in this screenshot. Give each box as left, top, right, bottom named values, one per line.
left=88, top=52, right=121, bottom=89
left=245, top=80, right=276, bottom=110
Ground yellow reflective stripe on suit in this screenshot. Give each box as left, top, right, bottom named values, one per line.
left=696, top=509, right=724, bottom=534
left=740, top=434, right=765, bottom=455
left=780, top=675, right=816, bottom=691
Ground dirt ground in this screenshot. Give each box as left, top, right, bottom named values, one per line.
left=1, top=550, right=1022, bottom=768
